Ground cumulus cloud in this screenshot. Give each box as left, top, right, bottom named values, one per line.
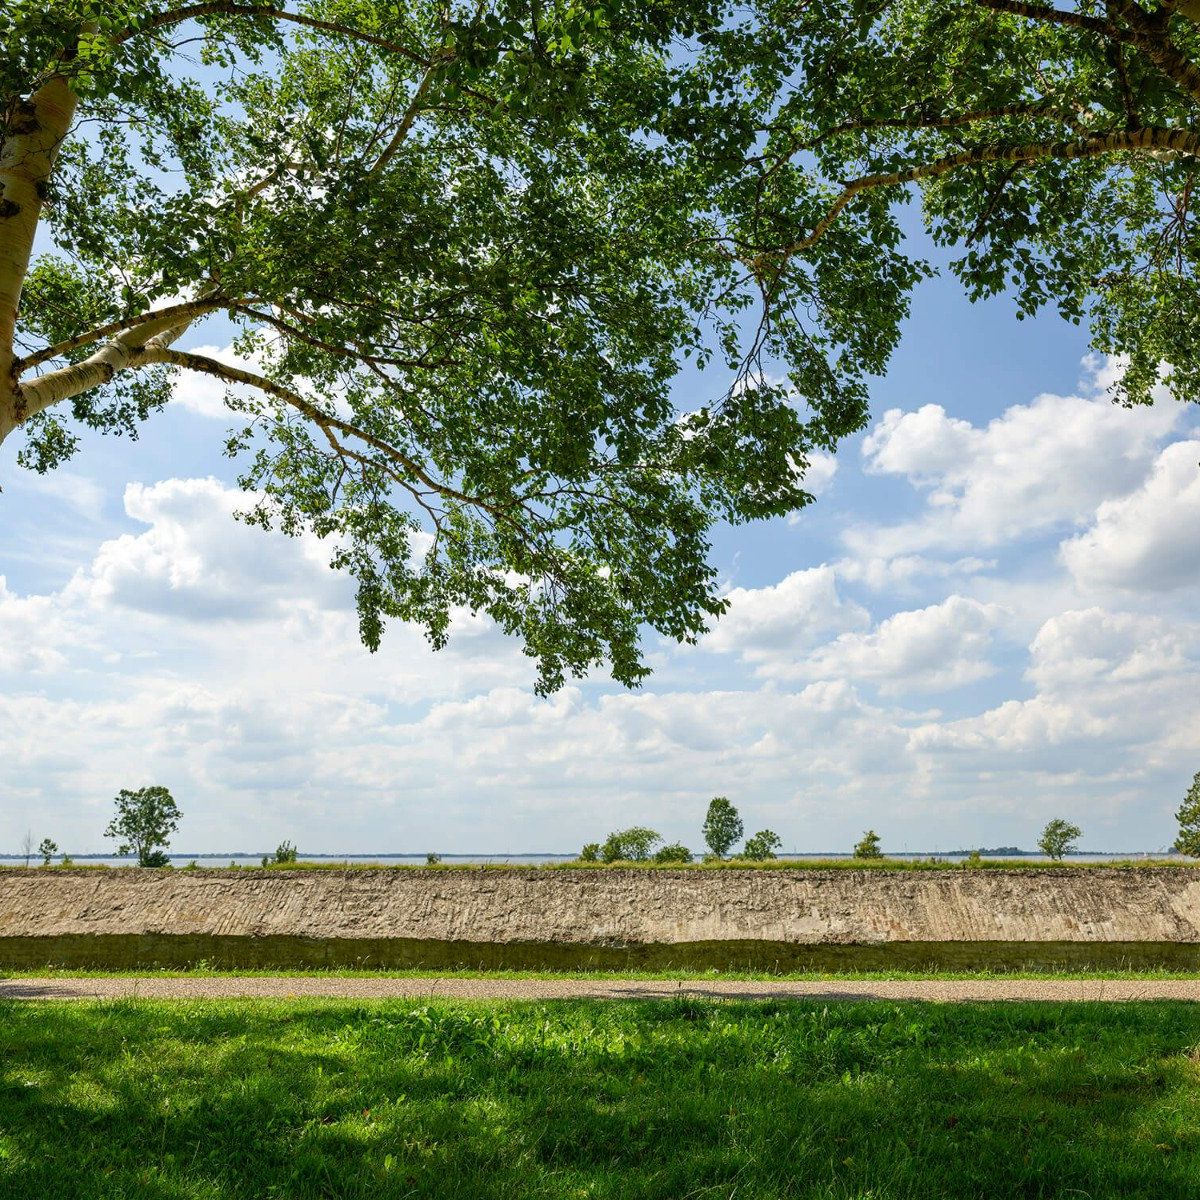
left=800, top=596, right=1003, bottom=693
left=704, top=566, right=869, bottom=668
left=170, top=343, right=263, bottom=419
left=1060, top=440, right=1200, bottom=592
left=81, top=477, right=347, bottom=621
left=848, top=378, right=1181, bottom=561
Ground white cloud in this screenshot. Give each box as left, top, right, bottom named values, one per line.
left=704, top=566, right=869, bottom=668
left=800, top=596, right=1003, bottom=693
left=170, top=343, right=262, bottom=419
left=850, top=380, right=1181, bottom=560
left=81, top=477, right=347, bottom=621
left=1026, top=608, right=1193, bottom=692
left=1060, top=440, right=1200, bottom=592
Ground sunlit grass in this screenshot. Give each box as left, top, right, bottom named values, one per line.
left=2, top=998, right=1199, bottom=1197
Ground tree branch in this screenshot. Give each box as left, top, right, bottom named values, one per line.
left=15, top=297, right=227, bottom=373
left=807, top=103, right=1088, bottom=149
left=775, top=126, right=1200, bottom=258
left=1113, top=1, right=1200, bottom=106
left=141, top=345, right=499, bottom=513
left=112, top=3, right=430, bottom=66
left=975, top=0, right=1124, bottom=37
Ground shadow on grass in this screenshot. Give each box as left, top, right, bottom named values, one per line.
left=1, top=999, right=1199, bottom=1198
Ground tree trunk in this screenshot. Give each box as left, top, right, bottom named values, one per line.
left=0, top=70, right=81, bottom=440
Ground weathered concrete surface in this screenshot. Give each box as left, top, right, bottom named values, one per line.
left=2, top=867, right=1199, bottom=945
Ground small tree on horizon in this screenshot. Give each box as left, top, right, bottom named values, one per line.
left=37, top=838, right=58, bottom=867
left=601, top=827, right=662, bottom=862
left=853, top=830, right=883, bottom=860
left=741, top=830, right=782, bottom=861
left=104, top=786, right=181, bottom=868
left=702, top=797, right=743, bottom=859
left=654, top=841, right=693, bottom=864
left=1174, top=772, right=1200, bottom=858
left=1038, top=819, right=1082, bottom=862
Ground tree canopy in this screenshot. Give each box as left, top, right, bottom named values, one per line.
left=744, top=0, right=1200, bottom=406
left=5, top=2, right=1199, bottom=690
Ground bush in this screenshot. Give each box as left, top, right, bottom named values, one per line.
left=654, top=841, right=693, bottom=864
left=741, top=830, right=782, bottom=861
left=578, top=842, right=601, bottom=863
left=37, top=838, right=58, bottom=867
left=275, top=840, right=299, bottom=865
left=1038, top=818, right=1082, bottom=861
left=425, top=852, right=442, bottom=865
left=853, top=830, right=883, bottom=860
left=104, top=785, right=181, bottom=867
left=601, top=827, right=662, bottom=862
left=1174, top=772, right=1200, bottom=857
left=702, top=797, right=743, bottom=858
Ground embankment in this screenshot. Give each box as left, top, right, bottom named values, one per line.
left=2, top=866, right=1199, bottom=971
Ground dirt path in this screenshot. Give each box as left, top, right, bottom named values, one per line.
left=3, top=976, right=1200, bottom=1002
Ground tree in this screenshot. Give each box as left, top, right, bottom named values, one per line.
left=702, top=797, right=743, bottom=859
left=274, top=840, right=299, bottom=864
left=1038, top=818, right=1083, bottom=861
left=733, top=1, right=1200, bottom=412
left=578, top=842, right=601, bottom=863
left=741, top=829, right=782, bottom=861
left=853, top=830, right=883, bottom=860
left=1, top=3, right=881, bottom=693
left=104, top=785, right=181, bottom=866
left=653, top=841, right=693, bottom=864
left=600, top=827, right=662, bottom=862
left=1174, top=771, right=1200, bottom=856
left=37, top=837, right=58, bottom=866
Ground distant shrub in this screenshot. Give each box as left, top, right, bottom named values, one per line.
left=1175, top=772, right=1200, bottom=857
left=853, top=830, right=883, bottom=860
left=601, top=827, right=662, bottom=862
left=37, top=838, right=58, bottom=867
left=741, top=830, right=782, bottom=861
left=275, top=840, right=299, bottom=865
left=1038, top=819, right=1082, bottom=861
left=578, top=843, right=601, bottom=862
left=702, top=797, right=743, bottom=859
left=964, top=849, right=984, bottom=869
left=105, top=785, right=181, bottom=867
left=426, top=852, right=442, bottom=865
left=654, top=842, right=693, bottom=864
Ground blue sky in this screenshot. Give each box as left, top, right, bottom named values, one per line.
left=3, top=233, right=1199, bottom=855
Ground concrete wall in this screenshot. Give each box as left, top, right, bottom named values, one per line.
left=3, top=866, right=1200, bottom=946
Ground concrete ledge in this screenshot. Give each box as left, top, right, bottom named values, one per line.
left=1, top=867, right=1199, bottom=950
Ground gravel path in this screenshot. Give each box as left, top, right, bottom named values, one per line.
left=3, top=976, right=1200, bottom=1002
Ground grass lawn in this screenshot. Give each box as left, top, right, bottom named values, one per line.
left=6, top=964, right=1200, bottom=980
left=3, top=1000, right=1200, bottom=1198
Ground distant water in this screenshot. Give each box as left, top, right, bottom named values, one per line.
left=0, top=852, right=1177, bottom=868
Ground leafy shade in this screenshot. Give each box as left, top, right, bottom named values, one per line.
left=1038, top=818, right=1083, bottom=861
left=743, top=0, right=1200, bottom=408
left=1, top=2, right=911, bottom=693
left=103, top=785, right=181, bottom=867
left=853, top=829, right=883, bottom=860
left=1174, top=771, right=1200, bottom=857
left=702, top=795, right=743, bottom=858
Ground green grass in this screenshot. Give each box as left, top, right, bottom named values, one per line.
left=2, top=998, right=1199, bottom=1198
left=6, top=857, right=1197, bottom=871
left=6, top=963, right=1200, bottom=981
